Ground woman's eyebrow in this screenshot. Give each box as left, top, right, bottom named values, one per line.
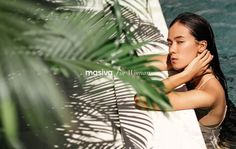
left=167, top=36, right=185, bottom=42
left=174, top=36, right=185, bottom=39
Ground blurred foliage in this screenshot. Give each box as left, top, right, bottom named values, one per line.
left=0, top=0, right=170, bottom=148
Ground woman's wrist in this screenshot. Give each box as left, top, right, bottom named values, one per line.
left=180, top=70, right=193, bottom=83
left=163, top=70, right=191, bottom=93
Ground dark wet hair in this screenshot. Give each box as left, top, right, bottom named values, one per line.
left=169, top=12, right=236, bottom=147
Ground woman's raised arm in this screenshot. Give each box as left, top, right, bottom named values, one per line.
left=163, top=50, right=213, bottom=93
left=146, top=54, right=172, bottom=71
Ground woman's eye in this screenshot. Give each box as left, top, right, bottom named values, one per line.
left=177, top=41, right=184, bottom=44
left=168, top=42, right=172, bottom=46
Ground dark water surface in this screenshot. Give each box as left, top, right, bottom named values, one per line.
left=160, top=0, right=236, bottom=104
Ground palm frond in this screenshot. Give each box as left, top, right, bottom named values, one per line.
left=114, top=79, right=155, bottom=148
left=0, top=1, right=69, bottom=148
left=28, top=1, right=170, bottom=109
left=54, top=75, right=124, bottom=148
left=1, top=0, right=170, bottom=148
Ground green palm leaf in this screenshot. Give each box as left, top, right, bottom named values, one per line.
left=29, top=1, right=170, bottom=108
left=0, top=0, right=170, bottom=148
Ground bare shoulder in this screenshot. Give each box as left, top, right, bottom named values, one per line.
left=200, top=76, right=226, bottom=106
left=201, top=77, right=225, bottom=98
left=197, top=76, right=227, bottom=125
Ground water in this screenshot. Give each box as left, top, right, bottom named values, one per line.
left=160, top=0, right=236, bottom=104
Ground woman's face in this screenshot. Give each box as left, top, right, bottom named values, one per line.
left=168, top=22, right=200, bottom=71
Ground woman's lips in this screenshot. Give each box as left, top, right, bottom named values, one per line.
left=171, top=57, right=178, bottom=62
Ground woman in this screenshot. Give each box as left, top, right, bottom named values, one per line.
left=134, top=12, right=234, bottom=148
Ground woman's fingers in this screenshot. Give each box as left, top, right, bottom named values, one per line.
left=134, top=95, right=149, bottom=108
left=184, top=49, right=213, bottom=78
left=202, top=54, right=213, bottom=67
left=195, top=50, right=213, bottom=76
left=192, top=50, right=208, bottom=65
left=136, top=101, right=148, bottom=108
left=198, top=50, right=208, bottom=60
left=134, top=95, right=160, bottom=110
left=134, top=95, right=147, bottom=102
left=201, top=50, right=210, bottom=60
left=200, top=50, right=213, bottom=67
left=197, top=49, right=212, bottom=65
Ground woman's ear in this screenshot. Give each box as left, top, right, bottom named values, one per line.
left=198, top=40, right=207, bottom=52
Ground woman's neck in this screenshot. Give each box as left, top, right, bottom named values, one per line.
left=189, top=68, right=214, bottom=89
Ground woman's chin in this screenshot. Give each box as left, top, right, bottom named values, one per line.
left=172, top=65, right=184, bottom=71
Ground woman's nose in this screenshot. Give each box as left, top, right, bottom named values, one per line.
left=169, top=43, right=177, bottom=54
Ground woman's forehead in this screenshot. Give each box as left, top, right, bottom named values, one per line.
left=168, top=22, right=193, bottom=40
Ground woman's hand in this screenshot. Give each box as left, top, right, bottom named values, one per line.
left=134, top=95, right=160, bottom=110
left=134, top=95, right=150, bottom=109
left=183, top=50, right=213, bottom=80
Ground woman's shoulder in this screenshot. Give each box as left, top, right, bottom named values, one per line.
left=202, top=75, right=224, bottom=93
left=201, top=75, right=226, bottom=108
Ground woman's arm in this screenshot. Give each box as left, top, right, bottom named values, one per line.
left=134, top=50, right=214, bottom=110
left=145, top=54, right=190, bottom=93
left=167, top=90, right=215, bottom=110
left=163, top=50, right=213, bottom=93
left=146, top=54, right=172, bottom=71
left=135, top=89, right=215, bottom=111
left=145, top=51, right=212, bottom=93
